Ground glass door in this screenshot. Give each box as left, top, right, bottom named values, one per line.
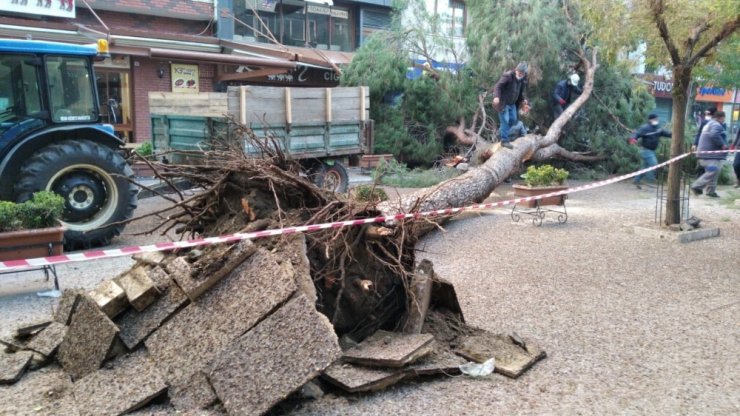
left=96, top=69, right=132, bottom=142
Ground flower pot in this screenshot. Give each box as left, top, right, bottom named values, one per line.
left=0, top=226, right=65, bottom=262
left=513, top=184, right=568, bottom=208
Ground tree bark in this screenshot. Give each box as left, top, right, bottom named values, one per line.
left=665, top=68, right=691, bottom=225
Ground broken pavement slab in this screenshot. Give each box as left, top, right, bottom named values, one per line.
left=116, top=283, right=189, bottom=350
left=25, top=321, right=67, bottom=357
left=209, top=294, right=342, bottom=416
left=145, top=248, right=297, bottom=393
left=0, top=350, right=33, bottom=385
left=117, top=265, right=161, bottom=311
left=168, top=371, right=218, bottom=411
left=72, top=351, right=167, bottom=416
left=343, top=330, right=435, bottom=368
left=57, top=295, right=120, bottom=381
left=13, top=321, right=51, bottom=339
left=453, top=332, right=546, bottom=378
left=0, top=366, right=79, bottom=415
left=54, top=289, right=83, bottom=325
left=405, top=347, right=466, bottom=377
left=169, top=240, right=257, bottom=302
left=88, top=280, right=128, bottom=318
left=322, top=362, right=405, bottom=393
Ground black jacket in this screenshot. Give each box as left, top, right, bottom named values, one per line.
left=492, top=70, right=528, bottom=108
left=632, top=123, right=672, bottom=150
left=552, top=80, right=581, bottom=105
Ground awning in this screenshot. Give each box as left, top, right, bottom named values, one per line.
left=221, top=39, right=354, bottom=70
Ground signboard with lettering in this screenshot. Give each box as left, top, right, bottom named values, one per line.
left=642, top=75, right=673, bottom=99
left=1, top=0, right=75, bottom=18
left=222, top=64, right=340, bottom=87
left=695, top=86, right=734, bottom=103
left=171, top=64, right=199, bottom=93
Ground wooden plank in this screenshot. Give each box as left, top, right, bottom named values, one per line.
left=402, top=259, right=434, bottom=334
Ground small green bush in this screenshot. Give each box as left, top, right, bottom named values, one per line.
left=352, top=185, right=388, bottom=202
left=523, top=164, right=569, bottom=187
left=0, top=191, right=65, bottom=232
left=135, top=141, right=154, bottom=159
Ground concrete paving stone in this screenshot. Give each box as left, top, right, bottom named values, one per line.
left=25, top=321, right=67, bottom=357
left=0, top=366, right=79, bottom=415
left=168, top=371, right=218, bottom=411
left=54, top=289, right=83, bottom=325
left=405, top=347, right=466, bottom=377
left=274, top=234, right=317, bottom=304
left=0, top=350, right=33, bottom=384
left=0, top=336, right=24, bottom=353
left=14, top=320, right=51, bottom=339
left=172, top=240, right=257, bottom=301
left=453, top=332, right=547, bottom=378
left=209, top=295, right=341, bottom=416
left=132, top=251, right=167, bottom=267
left=117, top=284, right=189, bottom=350
left=72, top=351, right=168, bottom=416
left=342, top=330, right=435, bottom=368
left=117, top=265, right=161, bottom=311
left=88, top=280, right=128, bottom=318
left=145, top=248, right=296, bottom=389
left=57, top=295, right=120, bottom=381
left=322, top=362, right=405, bottom=393
left=28, top=351, right=52, bottom=370
left=146, top=265, right=174, bottom=291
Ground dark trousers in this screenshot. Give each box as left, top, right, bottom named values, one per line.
left=734, top=153, right=740, bottom=183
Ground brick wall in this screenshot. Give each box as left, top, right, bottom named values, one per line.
left=84, top=0, right=213, bottom=20
left=77, top=9, right=214, bottom=36
left=132, top=58, right=216, bottom=142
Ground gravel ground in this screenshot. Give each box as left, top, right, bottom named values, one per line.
left=1, top=180, right=739, bottom=415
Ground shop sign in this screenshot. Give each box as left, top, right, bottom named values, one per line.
left=307, top=4, right=348, bottom=19
left=642, top=75, right=673, bottom=99
left=246, top=0, right=277, bottom=12
left=224, top=64, right=340, bottom=87
left=695, top=85, right=734, bottom=103
left=1, top=0, right=75, bottom=18
left=171, top=64, right=199, bottom=93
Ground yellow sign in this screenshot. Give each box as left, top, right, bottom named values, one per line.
left=171, top=64, right=199, bottom=93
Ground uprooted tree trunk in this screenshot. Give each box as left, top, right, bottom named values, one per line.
left=128, top=50, right=601, bottom=342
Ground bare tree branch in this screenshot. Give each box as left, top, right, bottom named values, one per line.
left=531, top=143, right=606, bottom=162
left=687, top=15, right=740, bottom=67
left=649, top=0, right=682, bottom=65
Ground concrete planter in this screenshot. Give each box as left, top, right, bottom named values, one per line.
left=0, top=226, right=64, bottom=262
left=513, top=184, right=568, bottom=208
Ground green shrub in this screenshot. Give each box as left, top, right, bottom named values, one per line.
left=352, top=185, right=388, bottom=202
left=0, top=191, right=65, bottom=232
left=523, top=164, right=569, bottom=187
left=135, top=141, right=154, bottom=159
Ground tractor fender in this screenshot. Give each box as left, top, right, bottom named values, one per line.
left=0, top=125, right=123, bottom=199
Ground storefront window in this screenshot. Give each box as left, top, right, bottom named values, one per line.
left=234, top=1, right=354, bottom=51
left=96, top=69, right=132, bottom=141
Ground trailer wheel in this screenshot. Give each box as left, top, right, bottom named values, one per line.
left=311, top=161, right=349, bottom=193
left=15, top=140, right=138, bottom=249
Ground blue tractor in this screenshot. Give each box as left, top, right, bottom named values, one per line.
left=0, top=38, right=137, bottom=249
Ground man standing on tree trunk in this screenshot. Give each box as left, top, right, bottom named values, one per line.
left=691, top=111, right=728, bottom=198
left=492, top=62, right=530, bottom=149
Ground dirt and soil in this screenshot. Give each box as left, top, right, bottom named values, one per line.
left=1, top=180, right=739, bottom=415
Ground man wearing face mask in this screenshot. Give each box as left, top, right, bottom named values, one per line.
left=492, top=62, right=530, bottom=149
left=692, top=111, right=728, bottom=198
left=552, top=73, right=582, bottom=118
left=628, top=113, right=672, bottom=189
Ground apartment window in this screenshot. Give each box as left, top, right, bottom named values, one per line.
left=438, top=0, right=466, bottom=37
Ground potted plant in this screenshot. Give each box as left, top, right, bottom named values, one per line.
left=131, top=141, right=156, bottom=178
left=512, top=164, right=569, bottom=207
left=0, top=191, right=65, bottom=261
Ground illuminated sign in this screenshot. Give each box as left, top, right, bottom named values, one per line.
left=1, top=0, right=76, bottom=19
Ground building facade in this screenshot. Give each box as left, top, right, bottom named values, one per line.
left=0, top=0, right=393, bottom=142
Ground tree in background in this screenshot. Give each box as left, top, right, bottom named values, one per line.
left=341, top=0, right=478, bottom=166
left=465, top=0, right=654, bottom=175
left=577, top=0, right=739, bottom=225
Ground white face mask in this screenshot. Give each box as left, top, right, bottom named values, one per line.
left=650, top=120, right=659, bottom=126
left=705, top=115, right=711, bottom=120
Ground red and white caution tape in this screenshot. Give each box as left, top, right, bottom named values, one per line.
left=1, top=149, right=736, bottom=272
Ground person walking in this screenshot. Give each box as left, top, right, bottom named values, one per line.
left=552, top=73, right=581, bottom=118
left=691, top=111, right=728, bottom=198
left=492, top=62, right=530, bottom=149
left=629, top=113, right=672, bottom=189
left=690, top=107, right=717, bottom=178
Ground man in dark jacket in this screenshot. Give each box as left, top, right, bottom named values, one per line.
left=492, top=62, right=530, bottom=149
left=552, top=73, right=581, bottom=118
left=732, top=127, right=740, bottom=187
left=691, top=111, right=728, bottom=198
left=690, top=107, right=717, bottom=177
left=629, top=113, right=672, bottom=189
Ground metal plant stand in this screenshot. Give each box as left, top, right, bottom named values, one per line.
left=511, top=195, right=568, bottom=226
left=654, top=172, right=691, bottom=224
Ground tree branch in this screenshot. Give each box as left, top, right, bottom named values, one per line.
left=687, top=15, right=740, bottom=68
left=650, top=0, right=682, bottom=65
left=684, top=20, right=710, bottom=61
left=531, top=143, right=606, bottom=162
